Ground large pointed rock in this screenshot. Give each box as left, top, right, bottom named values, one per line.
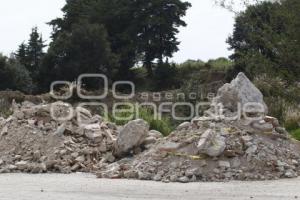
left=114, top=119, right=149, bottom=157
left=213, top=72, right=267, bottom=113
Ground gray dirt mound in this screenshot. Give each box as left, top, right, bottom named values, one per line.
left=0, top=101, right=120, bottom=174
left=96, top=73, right=300, bottom=182
left=97, top=119, right=300, bottom=182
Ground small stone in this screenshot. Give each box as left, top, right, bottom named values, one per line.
left=284, top=169, right=297, bottom=178
left=143, top=136, right=157, bottom=145
left=153, top=174, right=162, bottom=181
left=252, top=122, right=273, bottom=132
left=31, top=163, right=47, bottom=173
left=54, top=123, right=66, bottom=136
left=13, top=111, right=25, bottom=120
left=0, top=168, right=10, bottom=173
left=33, top=150, right=41, bottom=161
left=124, top=170, right=138, bottom=179
left=246, top=145, right=258, bottom=155
left=170, top=174, right=179, bottom=182
left=176, top=122, right=191, bottom=130
left=75, top=156, right=85, bottom=163
left=15, top=161, right=28, bottom=170
left=149, top=130, right=164, bottom=139
left=104, top=153, right=115, bottom=163
left=231, top=158, right=241, bottom=168
left=178, top=176, right=190, bottom=183
left=138, top=171, right=152, bottom=180
left=218, top=161, right=231, bottom=168
left=71, top=152, right=79, bottom=158
left=0, top=126, right=8, bottom=136
left=185, top=168, right=202, bottom=177
left=242, top=136, right=253, bottom=142
left=264, top=116, right=280, bottom=127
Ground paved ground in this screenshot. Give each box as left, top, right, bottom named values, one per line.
left=0, top=173, right=299, bottom=200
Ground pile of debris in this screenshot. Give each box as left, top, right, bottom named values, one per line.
left=0, top=100, right=155, bottom=174
left=96, top=73, right=300, bottom=182
left=0, top=72, right=300, bottom=183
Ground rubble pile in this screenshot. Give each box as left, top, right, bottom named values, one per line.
left=0, top=101, right=123, bottom=174
left=1, top=72, right=300, bottom=182
left=96, top=73, right=300, bottom=182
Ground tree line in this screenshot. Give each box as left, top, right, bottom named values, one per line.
left=0, top=0, right=299, bottom=94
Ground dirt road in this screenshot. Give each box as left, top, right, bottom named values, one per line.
left=0, top=173, right=299, bottom=200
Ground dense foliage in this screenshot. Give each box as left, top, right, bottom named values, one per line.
left=227, top=0, right=300, bottom=81
left=45, top=0, right=191, bottom=83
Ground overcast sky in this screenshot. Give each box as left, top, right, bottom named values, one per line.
left=0, top=0, right=235, bottom=63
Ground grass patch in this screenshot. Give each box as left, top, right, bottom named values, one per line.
left=0, top=98, right=13, bottom=118
left=108, top=106, right=174, bottom=136
left=291, top=129, right=300, bottom=141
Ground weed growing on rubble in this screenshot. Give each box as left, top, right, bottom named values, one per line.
left=0, top=99, right=13, bottom=118
left=108, top=107, right=174, bottom=136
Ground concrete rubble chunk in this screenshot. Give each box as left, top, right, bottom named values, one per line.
left=213, top=72, right=268, bottom=113
left=114, top=119, right=149, bottom=156
left=197, top=129, right=226, bottom=157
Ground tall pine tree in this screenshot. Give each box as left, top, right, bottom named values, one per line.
left=25, top=27, right=46, bottom=73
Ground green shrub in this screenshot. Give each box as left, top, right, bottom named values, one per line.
left=153, top=62, right=179, bottom=90
left=254, top=74, right=300, bottom=123
left=0, top=55, right=34, bottom=93
left=285, top=118, right=300, bottom=132
left=291, top=129, right=300, bottom=141
left=0, top=99, right=13, bottom=118
left=108, top=106, right=174, bottom=136
left=206, top=57, right=233, bottom=71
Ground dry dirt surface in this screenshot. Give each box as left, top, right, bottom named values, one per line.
left=0, top=173, right=299, bottom=200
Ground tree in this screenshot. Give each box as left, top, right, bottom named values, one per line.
left=15, top=42, right=27, bottom=66
left=48, top=0, right=191, bottom=78
left=134, top=0, right=191, bottom=76
left=25, top=27, right=46, bottom=73
left=15, top=27, right=46, bottom=90
left=40, top=21, right=118, bottom=90
left=0, top=54, right=33, bottom=93
left=227, top=0, right=300, bottom=81
left=215, top=0, right=279, bottom=13
left=48, top=0, right=137, bottom=80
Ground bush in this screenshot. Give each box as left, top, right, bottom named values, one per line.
left=206, top=57, right=233, bottom=71
left=291, top=129, right=300, bottom=141
left=0, top=55, right=34, bottom=93
left=0, top=99, right=12, bottom=118
left=153, top=62, right=180, bottom=90
left=285, top=118, right=300, bottom=132
left=108, top=106, right=174, bottom=136
left=253, top=74, right=300, bottom=123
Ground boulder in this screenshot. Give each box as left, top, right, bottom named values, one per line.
left=197, top=129, right=226, bottom=157
left=213, top=72, right=268, bottom=114
left=83, top=124, right=103, bottom=143
left=114, top=119, right=149, bottom=156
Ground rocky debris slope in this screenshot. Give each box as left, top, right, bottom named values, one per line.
left=0, top=101, right=160, bottom=174
left=96, top=73, right=300, bottom=182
